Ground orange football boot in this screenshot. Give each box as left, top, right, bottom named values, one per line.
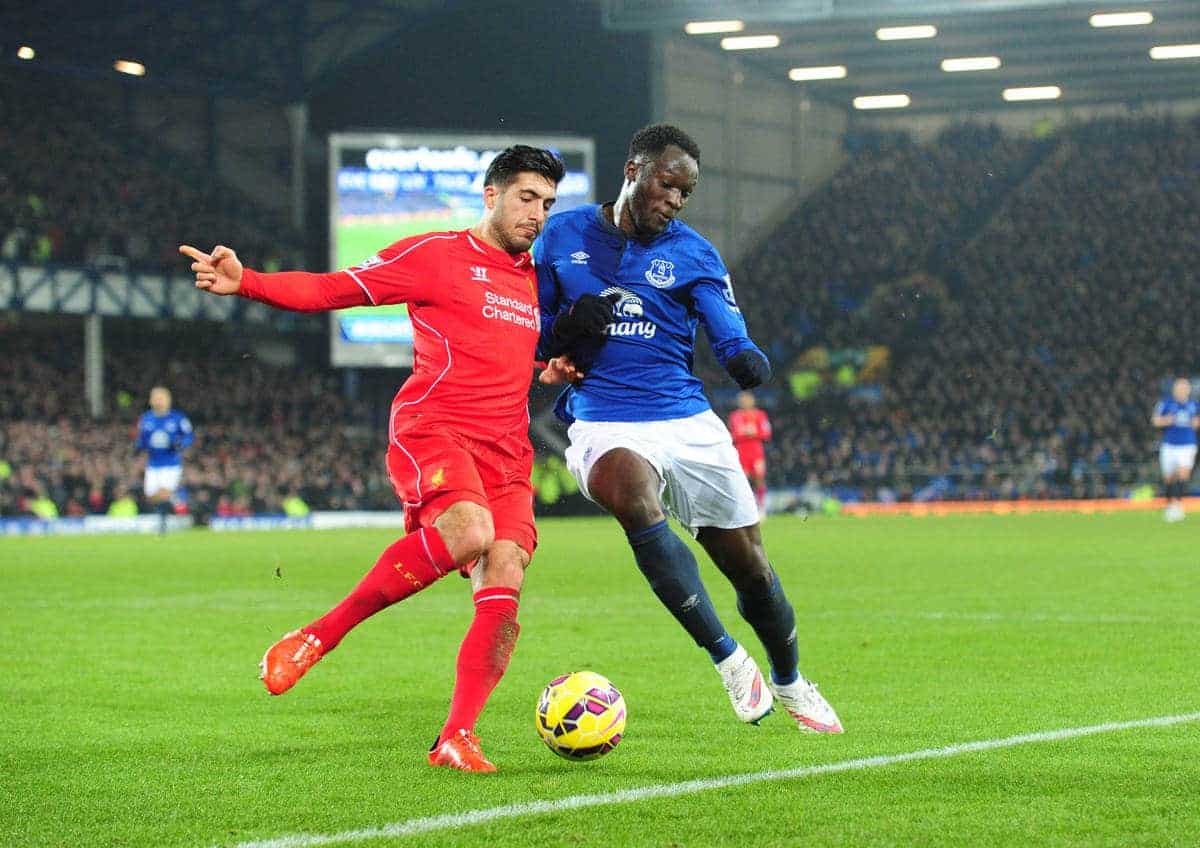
left=427, top=729, right=497, bottom=773
left=260, top=630, right=324, bottom=695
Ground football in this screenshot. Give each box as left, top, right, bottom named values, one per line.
left=535, top=671, right=626, bottom=761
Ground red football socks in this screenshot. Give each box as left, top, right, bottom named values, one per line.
left=438, top=587, right=521, bottom=744
left=305, top=527, right=456, bottom=651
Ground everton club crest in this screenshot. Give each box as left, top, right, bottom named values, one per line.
left=644, top=258, right=676, bottom=288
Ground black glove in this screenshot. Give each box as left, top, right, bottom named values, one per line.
left=552, top=293, right=617, bottom=344
left=726, top=349, right=771, bottom=389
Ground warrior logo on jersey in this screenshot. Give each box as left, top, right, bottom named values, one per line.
left=644, top=258, right=676, bottom=289
left=598, top=286, right=656, bottom=339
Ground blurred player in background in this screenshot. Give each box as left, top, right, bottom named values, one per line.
left=181, top=145, right=568, bottom=772
left=135, top=386, right=193, bottom=533
left=728, top=390, right=772, bottom=518
left=1152, top=377, right=1199, bottom=522
left=536, top=124, right=841, bottom=734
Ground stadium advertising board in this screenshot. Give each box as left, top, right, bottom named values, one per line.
left=328, top=132, right=595, bottom=368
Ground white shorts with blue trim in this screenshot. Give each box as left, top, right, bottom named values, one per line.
left=1160, top=444, right=1197, bottom=477
left=565, top=409, right=759, bottom=535
left=144, top=465, right=182, bottom=497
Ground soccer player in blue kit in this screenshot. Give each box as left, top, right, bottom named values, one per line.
left=1152, top=377, right=1199, bottom=522
left=135, top=386, right=193, bottom=532
left=535, top=124, right=841, bottom=734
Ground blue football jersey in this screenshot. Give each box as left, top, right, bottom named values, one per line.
left=534, top=204, right=764, bottom=423
left=136, top=410, right=194, bottom=467
left=1155, top=398, right=1199, bottom=446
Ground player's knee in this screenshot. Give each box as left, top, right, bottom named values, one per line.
left=435, top=502, right=495, bottom=564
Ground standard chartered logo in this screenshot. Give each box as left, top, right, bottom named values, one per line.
left=481, top=290, right=537, bottom=331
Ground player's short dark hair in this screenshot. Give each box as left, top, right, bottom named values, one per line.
left=484, top=145, right=566, bottom=189
left=628, top=124, right=701, bottom=165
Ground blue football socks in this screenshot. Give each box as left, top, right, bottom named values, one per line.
left=736, top=570, right=800, bottom=686
left=627, top=520, right=737, bottom=663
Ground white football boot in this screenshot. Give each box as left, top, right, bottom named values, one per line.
left=771, top=677, right=844, bottom=734
left=715, top=645, right=774, bottom=724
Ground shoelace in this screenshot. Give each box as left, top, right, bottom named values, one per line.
left=722, top=658, right=754, bottom=701
left=289, top=634, right=322, bottom=664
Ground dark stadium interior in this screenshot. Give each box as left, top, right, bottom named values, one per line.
left=3, top=0, right=1200, bottom=518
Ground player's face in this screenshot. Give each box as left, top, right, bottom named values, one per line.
left=484, top=173, right=557, bottom=254
left=738, top=391, right=755, bottom=410
left=149, top=388, right=171, bottom=414
left=1173, top=379, right=1191, bottom=402
left=626, top=145, right=698, bottom=238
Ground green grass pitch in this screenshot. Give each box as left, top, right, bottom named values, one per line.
left=336, top=211, right=479, bottom=268
left=2, top=512, right=1198, bottom=847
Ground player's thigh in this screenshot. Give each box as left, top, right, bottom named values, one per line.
left=387, top=431, right=490, bottom=541
left=664, top=412, right=759, bottom=535
left=565, top=420, right=667, bottom=527
left=470, top=439, right=538, bottom=563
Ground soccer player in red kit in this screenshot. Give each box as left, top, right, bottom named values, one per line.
left=728, top=390, right=772, bottom=515
left=179, top=146, right=575, bottom=773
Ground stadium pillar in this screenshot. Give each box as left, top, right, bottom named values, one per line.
left=84, top=313, right=104, bottom=419
left=285, top=103, right=308, bottom=232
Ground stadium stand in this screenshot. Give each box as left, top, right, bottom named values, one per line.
left=4, top=81, right=1197, bottom=513
left=730, top=115, right=1200, bottom=503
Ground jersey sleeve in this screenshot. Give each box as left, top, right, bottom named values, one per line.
left=134, top=414, right=149, bottom=450
left=759, top=412, right=773, bottom=441
left=239, top=234, right=446, bottom=312
left=691, top=250, right=763, bottom=367
left=175, top=415, right=195, bottom=450
left=533, top=227, right=564, bottom=361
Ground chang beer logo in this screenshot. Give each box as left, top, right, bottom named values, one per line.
left=599, top=286, right=656, bottom=339
left=644, top=258, right=676, bottom=289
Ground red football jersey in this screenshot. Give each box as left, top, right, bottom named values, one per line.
left=728, top=408, right=772, bottom=446
left=239, top=230, right=540, bottom=444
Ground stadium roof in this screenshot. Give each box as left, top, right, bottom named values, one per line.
left=602, top=0, right=1200, bottom=113
left=3, top=0, right=445, bottom=102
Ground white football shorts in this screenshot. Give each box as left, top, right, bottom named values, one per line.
left=1159, top=444, right=1197, bottom=476
left=143, top=464, right=182, bottom=497
left=565, top=409, right=759, bottom=535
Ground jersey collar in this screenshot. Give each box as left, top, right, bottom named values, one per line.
left=463, top=230, right=532, bottom=269
left=595, top=202, right=676, bottom=244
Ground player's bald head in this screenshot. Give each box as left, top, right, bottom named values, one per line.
left=1172, top=378, right=1191, bottom=401
left=149, top=386, right=172, bottom=413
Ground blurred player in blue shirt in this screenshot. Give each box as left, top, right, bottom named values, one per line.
left=135, top=386, right=193, bottom=532
left=535, top=124, right=841, bottom=734
left=1152, top=377, right=1199, bottom=522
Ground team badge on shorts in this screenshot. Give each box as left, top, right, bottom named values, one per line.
left=644, top=259, right=676, bottom=288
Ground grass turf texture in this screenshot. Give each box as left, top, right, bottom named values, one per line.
left=2, top=512, right=1197, bottom=847
left=335, top=211, right=479, bottom=268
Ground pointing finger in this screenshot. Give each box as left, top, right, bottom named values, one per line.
left=179, top=244, right=210, bottom=263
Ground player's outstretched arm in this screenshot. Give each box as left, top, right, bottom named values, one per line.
left=179, top=244, right=376, bottom=313
left=180, top=245, right=243, bottom=295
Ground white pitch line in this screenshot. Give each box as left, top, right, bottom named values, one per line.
left=225, top=711, right=1200, bottom=848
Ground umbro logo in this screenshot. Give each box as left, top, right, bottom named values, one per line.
left=469, top=266, right=489, bottom=282
left=570, top=251, right=590, bottom=265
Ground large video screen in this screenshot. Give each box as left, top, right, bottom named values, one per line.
left=328, top=132, right=595, bottom=368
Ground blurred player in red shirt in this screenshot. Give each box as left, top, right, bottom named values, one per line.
left=728, top=390, right=772, bottom=516
left=180, top=146, right=580, bottom=772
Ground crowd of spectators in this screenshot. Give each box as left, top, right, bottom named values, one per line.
left=5, top=94, right=1199, bottom=514
left=0, top=320, right=401, bottom=519
left=737, top=115, right=1200, bottom=501
left=0, top=73, right=302, bottom=273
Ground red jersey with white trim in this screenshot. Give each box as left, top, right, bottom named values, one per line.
left=238, top=230, right=540, bottom=445
left=728, top=408, right=772, bottom=447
